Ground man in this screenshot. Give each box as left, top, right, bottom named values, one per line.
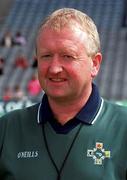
left=0, top=8, right=127, bottom=180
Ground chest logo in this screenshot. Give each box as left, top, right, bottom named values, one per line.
left=17, top=151, right=38, bottom=159
left=87, top=142, right=111, bottom=165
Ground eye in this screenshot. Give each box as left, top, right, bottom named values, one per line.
left=40, top=54, right=52, bottom=60
left=63, top=55, right=75, bottom=60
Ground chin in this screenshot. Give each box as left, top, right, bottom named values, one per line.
left=48, top=93, right=65, bottom=98
left=46, top=89, right=66, bottom=96
left=48, top=93, right=68, bottom=100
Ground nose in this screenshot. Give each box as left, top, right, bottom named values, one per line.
left=48, top=55, right=63, bottom=74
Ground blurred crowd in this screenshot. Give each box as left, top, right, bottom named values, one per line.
left=0, top=30, right=43, bottom=101
left=0, top=31, right=27, bottom=47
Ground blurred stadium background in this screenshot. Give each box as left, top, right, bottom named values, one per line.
left=0, top=0, right=127, bottom=115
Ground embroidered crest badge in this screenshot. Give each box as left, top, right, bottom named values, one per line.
left=87, top=142, right=111, bottom=165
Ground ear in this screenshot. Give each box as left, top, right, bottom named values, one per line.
left=91, top=53, right=102, bottom=78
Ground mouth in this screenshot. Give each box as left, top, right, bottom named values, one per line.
left=49, top=78, right=66, bottom=82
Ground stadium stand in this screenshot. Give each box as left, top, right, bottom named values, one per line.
left=0, top=0, right=14, bottom=24
left=0, top=0, right=127, bottom=101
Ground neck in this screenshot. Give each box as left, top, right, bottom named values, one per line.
left=48, top=89, right=92, bottom=125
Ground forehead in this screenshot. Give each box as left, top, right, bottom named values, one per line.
left=37, top=26, right=87, bottom=48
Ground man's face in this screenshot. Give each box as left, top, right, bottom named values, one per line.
left=36, top=26, right=101, bottom=102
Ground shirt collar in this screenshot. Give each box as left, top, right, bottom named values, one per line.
left=37, top=83, right=103, bottom=125
left=76, top=83, right=103, bottom=124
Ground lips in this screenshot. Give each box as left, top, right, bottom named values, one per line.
left=49, top=78, right=66, bottom=82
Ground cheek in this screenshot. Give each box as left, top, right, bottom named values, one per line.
left=68, top=64, right=85, bottom=83
left=73, top=63, right=92, bottom=83
left=72, top=61, right=91, bottom=75
left=37, top=65, right=46, bottom=88
left=38, top=62, right=47, bottom=76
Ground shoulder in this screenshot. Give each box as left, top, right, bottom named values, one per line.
left=0, top=104, right=39, bottom=150
left=0, top=103, right=40, bottom=155
left=103, top=99, right=127, bottom=122
left=103, top=99, right=127, bottom=112
left=0, top=104, right=39, bottom=121
left=0, top=104, right=39, bottom=136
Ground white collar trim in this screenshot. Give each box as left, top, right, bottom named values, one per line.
left=91, top=98, right=104, bottom=124
left=37, top=103, right=41, bottom=124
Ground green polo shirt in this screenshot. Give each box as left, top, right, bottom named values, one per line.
left=0, top=94, right=127, bottom=179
